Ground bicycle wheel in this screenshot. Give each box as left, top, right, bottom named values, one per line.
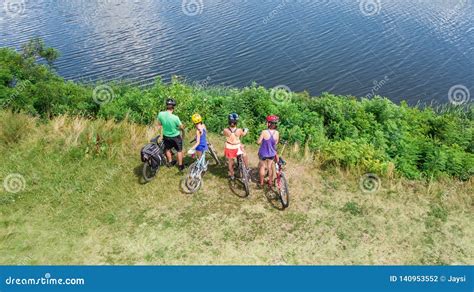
left=208, top=143, right=221, bottom=166
left=142, top=161, right=158, bottom=182
left=184, top=163, right=202, bottom=193
left=239, top=157, right=250, bottom=197
left=275, top=173, right=290, bottom=208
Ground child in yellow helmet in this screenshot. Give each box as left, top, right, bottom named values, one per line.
left=188, top=113, right=208, bottom=157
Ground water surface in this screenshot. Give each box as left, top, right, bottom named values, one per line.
left=1, top=0, right=473, bottom=103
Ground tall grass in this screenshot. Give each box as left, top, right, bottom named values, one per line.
left=0, top=112, right=472, bottom=265
left=1, top=43, right=473, bottom=180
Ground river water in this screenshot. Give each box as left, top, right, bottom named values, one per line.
left=1, top=0, right=473, bottom=104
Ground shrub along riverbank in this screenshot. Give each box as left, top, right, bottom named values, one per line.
left=1, top=111, right=472, bottom=264
left=1, top=40, right=473, bottom=180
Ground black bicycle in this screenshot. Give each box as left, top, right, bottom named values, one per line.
left=207, top=142, right=221, bottom=166
left=230, top=151, right=250, bottom=197
left=141, top=135, right=167, bottom=182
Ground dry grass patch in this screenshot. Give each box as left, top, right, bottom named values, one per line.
left=0, top=113, right=472, bottom=265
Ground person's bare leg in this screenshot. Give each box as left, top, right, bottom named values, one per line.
left=243, top=154, right=250, bottom=169
left=228, top=158, right=234, bottom=178
left=259, top=160, right=266, bottom=186
left=177, top=151, right=184, bottom=166
left=267, top=160, right=275, bottom=187
left=166, top=149, right=173, bottom=163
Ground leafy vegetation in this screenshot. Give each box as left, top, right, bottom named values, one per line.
left=1, top=40, right=473, bottom=180
left=1, top=112, right=472, bottom=265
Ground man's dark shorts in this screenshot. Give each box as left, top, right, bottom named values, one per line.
left=163, top=136, right=183, bottom=152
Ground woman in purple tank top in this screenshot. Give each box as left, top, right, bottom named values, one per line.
left=257, top=115, right=280, bottom=189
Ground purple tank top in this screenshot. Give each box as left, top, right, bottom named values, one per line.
left=258, top=130, right=277, bottom=158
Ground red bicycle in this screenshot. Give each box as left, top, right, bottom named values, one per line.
left=273, top=156, right=289, bottom=208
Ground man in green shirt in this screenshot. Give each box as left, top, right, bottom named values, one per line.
left=157, top=98, right=185, bottom=171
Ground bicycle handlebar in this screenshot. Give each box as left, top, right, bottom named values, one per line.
left=150, top=135, right=161, bottom=143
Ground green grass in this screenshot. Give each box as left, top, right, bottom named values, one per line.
left=2, top=43, right=474, bottom=180
left=0, top=112, right=472, bottom=265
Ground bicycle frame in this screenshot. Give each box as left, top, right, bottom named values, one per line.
left=191, top=152, right=207, bottom=177
left=274, top=142, right=288, bottom=190
left=274, top=158, right=285, bottom=184
left=234, top=154, right=246, bottom=174
left=182, top=150, right=208, bottom=193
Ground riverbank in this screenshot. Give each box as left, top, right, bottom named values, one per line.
left=1, top=111, right=472, bottom=264
left=1, top=43, right=473, bottom=181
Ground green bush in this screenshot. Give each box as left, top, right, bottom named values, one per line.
left=1, top=43, right=473, bottom=180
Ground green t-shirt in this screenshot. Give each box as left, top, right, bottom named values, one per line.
left=158, top=111, right=182, bottom=137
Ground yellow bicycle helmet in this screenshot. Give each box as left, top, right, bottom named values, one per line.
left=192, top=113, right=202, bottom=124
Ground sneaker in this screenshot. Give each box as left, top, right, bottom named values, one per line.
left=178, top=165, right=185, bottom=172
left=166, top=160, right=177, bottom=168
left=229, top=175, right=235, bottom=181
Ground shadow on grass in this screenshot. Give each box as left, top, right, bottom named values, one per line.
left=133, top=163, right=147, bottom=184
left=179, top=154, right=223, bottom=195
left=249, top=168, right=287, bottom=211
left=263, top=188, right=286, bottom=211
left=228, top=179, right=249, bottom=198
left=225, top=167, right=260, bottom=199
left=134, top=162, right=177, bottom=185
left=206, top=161, right=228, bottom=180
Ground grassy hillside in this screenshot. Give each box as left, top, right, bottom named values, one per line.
left=1, top=41, right=473, bottom=181
left=1, top=111, right=472, bottom=265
